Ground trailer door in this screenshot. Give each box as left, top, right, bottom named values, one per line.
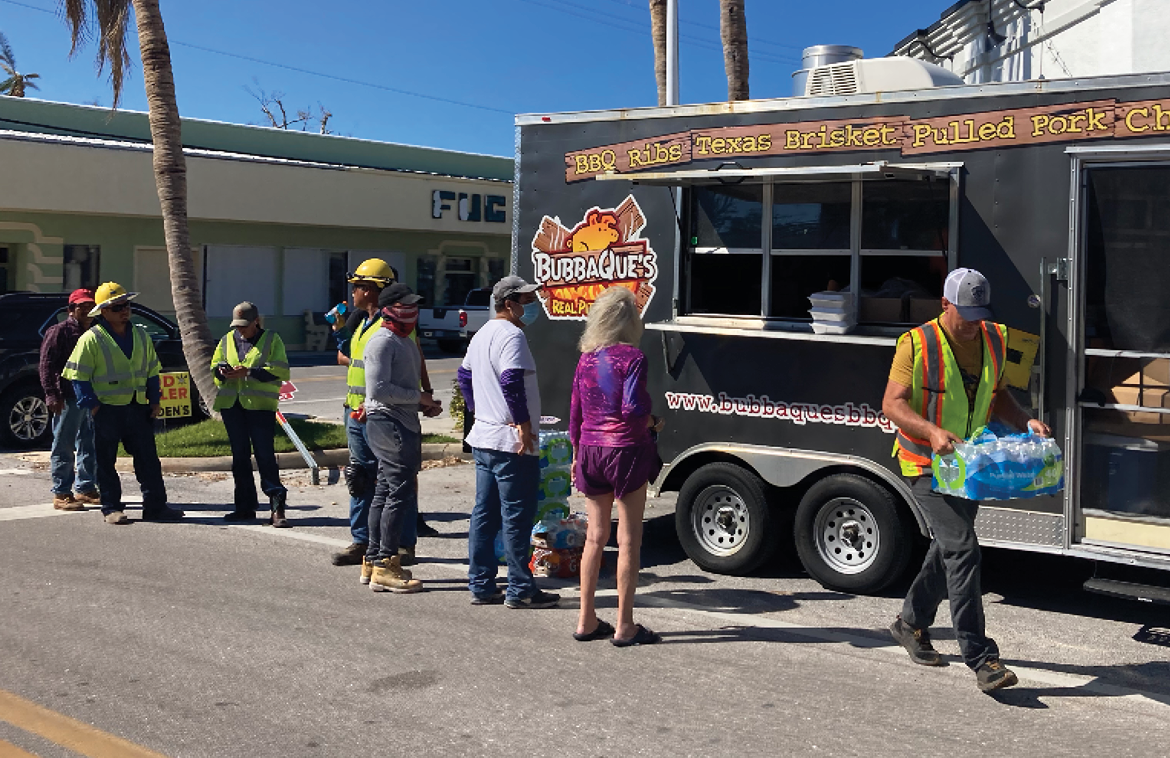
left=1067, top=147, right=1170, bottom=558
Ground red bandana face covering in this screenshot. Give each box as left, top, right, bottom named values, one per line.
left=381, top=304, right=418, bottom=337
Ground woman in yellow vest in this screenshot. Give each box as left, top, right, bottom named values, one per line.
left=61, top=282, right=183, bottom=525
left=882, top=268, right=1051, bottom=692
left=213, top=302, right=292, bottom=526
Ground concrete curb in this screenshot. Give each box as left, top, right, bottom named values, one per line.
left=114, top=443, right=470, bottom=473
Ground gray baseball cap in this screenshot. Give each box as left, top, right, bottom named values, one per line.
left=492, top=275, right=540, bottom=302
left=230, top=301, right=259, bottom=327
left=943, top=268, right=993, bottom=322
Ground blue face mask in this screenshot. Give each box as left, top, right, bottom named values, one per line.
left=520, top=301, right=542, bottom=326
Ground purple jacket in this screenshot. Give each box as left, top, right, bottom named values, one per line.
left=39, top=317, right=83, bottom=404
left=569, top=344, right=653, bottom=449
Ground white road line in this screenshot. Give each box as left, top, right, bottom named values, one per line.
left=0, top=504, right=83, bottom=521
left=0, top=468, right=34, bottom=476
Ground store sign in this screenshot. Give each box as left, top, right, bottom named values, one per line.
left=431, top=191, right=507, bottom=223
left=564, top=97, right=1170, bottom=182
left=159, top=372, right=191, bottom=419
left=530, top=195, right=658, bottom=320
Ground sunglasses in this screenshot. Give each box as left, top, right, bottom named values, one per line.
left=107, top=303, right=130, bottom=313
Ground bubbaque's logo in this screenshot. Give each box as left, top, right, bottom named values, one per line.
left=530, top=195, right=657, bottom=320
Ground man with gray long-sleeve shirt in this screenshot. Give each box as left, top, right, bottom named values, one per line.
left=358, top=284, right=441, bottom=593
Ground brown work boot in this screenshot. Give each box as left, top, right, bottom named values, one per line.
left=104, top=511, right=129, bottom=525
left=360, top=557, right=375, bottom=585
left=889, top=617, right=943, bottom=666
left=74, top=491, right=102, bottom=506
left=53, top=494, right=84, bottom=511
left=398, top=545, right=417, bottom=566
left=269, top=494, right=290, bottom=529
left=331, top=543, right=368, bottom=566
left=370, top=556, right=422, bottom=594
left=976, top=659, right=1019, bottom=692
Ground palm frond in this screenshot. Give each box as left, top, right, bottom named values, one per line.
left=25, top=72, right=41, bottom=80
left=24, top=77, right=40, bottom=91
left=0, top=32, right=15, bottom=68
left=0, top=62, right=16, bottom=77
left=0, top=76, right=17, bottom=94
left=60, top=0, right=133, bottom=107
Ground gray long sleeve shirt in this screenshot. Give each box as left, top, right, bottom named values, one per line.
left=363, top=327, right=422, bottom=433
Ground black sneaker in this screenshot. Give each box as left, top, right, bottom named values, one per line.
left=975, top=659, right=1019, bottom=692
left=505, top=590, right=560, bottom=609
left=331, top=543, right=369, bottom=566
left=470, top=590, right=505, bottom=606
left=889, top=617, right=943, bottom=666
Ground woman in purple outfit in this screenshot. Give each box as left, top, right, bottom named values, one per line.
left=570, top=287, right=664, bottom=647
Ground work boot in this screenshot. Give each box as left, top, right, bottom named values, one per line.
left=416, top=515, right=439, bottom=538
left=53, top=494, right=84, bottom=511
left=142, top=507, right=185, bottom=522
left=269, top=493, right=290, bottom=529
left=975, top=659, right=1019, bottom=692
left=361, top=557, right=375, bottom=585
left=369, top=555, right=422, bottom=593
left=74, top=490, right=102, bottom=506
left=104, top=511, right=129, bottom=525
left=889, top=617, right=943, bottom=666
left=331, top=543, right=368, bottom=566
left=224, top=509, right=257, bottom=522
left=398, top=545, right=417, bottom=566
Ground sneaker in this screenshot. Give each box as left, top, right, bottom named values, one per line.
left=398, top=545, right=416, bottom=566
left=889, top=617, right=943, bottom=666
left=53, top=494, right=84, bottom=511
left=504, top=590, right=560, bottom=609
left=360, top=557, right=374, bottom=586
left=975, top=659, right=1019, bottom=692
left=470, top=590, right=505, bottom=605
left=142, top=507, right=184, bottom=522
left=370, top=556, right=422, bottom=594
left=74, top=491, right=102, bottom=505
left=104, top=511, right=129, bottom=525
left=331, top=543, right=368, bottom=566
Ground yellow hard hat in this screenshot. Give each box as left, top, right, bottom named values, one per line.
left=89, top=281, right=138, bottom=318
left=347, top=258, right=395, bottom=287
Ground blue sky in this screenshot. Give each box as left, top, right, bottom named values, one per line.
left=0, top=0, right=952, bottom=157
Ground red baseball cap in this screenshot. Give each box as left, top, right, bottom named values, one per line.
left=68, top=289, right=96, bottom=306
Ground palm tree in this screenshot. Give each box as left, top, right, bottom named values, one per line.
left=60, top=0, right=217, bottom=410
left=0, top=32, right=41, bottom=97
left=649, top=0, right=668, bottom=106
left=719, top=0, right=749, bottom=101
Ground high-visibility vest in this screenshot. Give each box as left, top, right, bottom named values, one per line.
left=62, top=324, right=160, bottom=406
left=893, top=318, right=1008, bottom=477
left=211, top=329, right=290, bottom=412
left=345, top=316, right=381, bottom=410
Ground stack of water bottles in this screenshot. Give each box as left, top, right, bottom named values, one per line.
left=932, top=424, right=1064, bottom=501
left=492, top=430, right=575, bottom=565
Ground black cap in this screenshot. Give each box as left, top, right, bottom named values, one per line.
left=378, top=283, right=422, bottom=308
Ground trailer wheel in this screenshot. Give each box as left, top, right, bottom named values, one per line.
left=675, top=462, right=776, bottom=575
left=794, top=474, right=912, bottom=594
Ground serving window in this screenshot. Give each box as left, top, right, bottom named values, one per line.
left=682, top=172, right=953, bottom=327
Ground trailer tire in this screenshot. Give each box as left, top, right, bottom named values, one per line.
left=794, top=474, right=912, bottom=594
left=675, top=462, right=776, bottom=575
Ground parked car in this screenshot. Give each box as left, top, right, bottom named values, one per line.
left=418, top=287, right=493, bottom=354
left=0, top=292, right=206, bottom=448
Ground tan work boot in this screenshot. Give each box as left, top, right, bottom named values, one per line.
left=370, top=556, right=422, bottom=594
left=360, top=557, right=375, bottom=585
left=53, top=494, right=84, bottom=511
left=104, top=511, right=129, bottom=525
left=74, top=491, right=102, bottom=506
left=398, top=545, right=416, bottom=566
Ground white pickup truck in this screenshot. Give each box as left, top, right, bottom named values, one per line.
left=418, top=288, right=492, bottom=353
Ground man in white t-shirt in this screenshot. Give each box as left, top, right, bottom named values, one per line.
left=457, top=276, right=560, bottom=609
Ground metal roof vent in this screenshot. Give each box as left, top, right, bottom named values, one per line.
left=805, top=62, right=860, bottom=96
left=795, top=56, right=965, bottom=97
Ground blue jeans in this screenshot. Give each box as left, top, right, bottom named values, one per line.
left=346, top=408, right=417, bottom=547
left=50, top=399, right=97, bottom=496
left=468, top=448, right=539, bottom=602
left=364, top=412, right=421, bottom=561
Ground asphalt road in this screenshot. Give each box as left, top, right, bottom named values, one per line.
left=1, top=453, right=1168, bottom=757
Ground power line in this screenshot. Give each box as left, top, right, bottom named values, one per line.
left=592, top=0, right=805, bottom=54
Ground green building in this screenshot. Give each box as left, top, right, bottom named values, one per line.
left=0, top=97, right=513, bottom=349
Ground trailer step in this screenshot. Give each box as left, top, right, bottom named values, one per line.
left=1083, top=578, right=1170, bottom=606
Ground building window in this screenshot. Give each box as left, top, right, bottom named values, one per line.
left=487, top=257, right=506, bottom=288
left=64, top=245, right=101, bottom=290
left=0, top=246, right=10, bottom=294
left=416, top=257, right=437, bottom=307
left=328, top=252, right=349, bottom=310
left=686, top=185, right=764, bottom=316
left=441, top=257, right=477, bottom=306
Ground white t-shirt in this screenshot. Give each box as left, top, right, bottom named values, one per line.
left=462, top=318, right=540, bottom=455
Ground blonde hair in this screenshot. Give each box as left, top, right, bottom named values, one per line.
left=578, top=286, right=644, bottom=353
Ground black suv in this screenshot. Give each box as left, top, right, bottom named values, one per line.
left=0, top=292, right=202, bottom=448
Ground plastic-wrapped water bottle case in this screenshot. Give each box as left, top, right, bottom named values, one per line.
left=932, top=424, right=1064, bottom=501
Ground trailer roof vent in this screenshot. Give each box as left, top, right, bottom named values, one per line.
left=806, top=62, right=859, bottom=96
left=794, top=56, right=964, bottom=97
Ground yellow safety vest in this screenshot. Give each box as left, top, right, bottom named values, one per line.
left=893, top=318, right=1008, bottom=477
left=212, top=330, right=290, bottom=412
left=345, top=317, right=381, bottom=410
left=62, top=324, right=159, bottom=406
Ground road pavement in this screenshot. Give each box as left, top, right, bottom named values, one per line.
left=1, top=452, right=1168, bottom=757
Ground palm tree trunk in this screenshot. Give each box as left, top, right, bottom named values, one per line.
left=130, top=0, right=218, bottom=411
left=649, top=0, right=668, bottom=107
left=720, top=0, right=749, bottom=101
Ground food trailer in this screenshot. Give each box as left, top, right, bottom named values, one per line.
left=513, top=63, right=1170, bottom=600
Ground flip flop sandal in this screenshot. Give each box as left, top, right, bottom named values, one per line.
left=610, top=625, right=661, bottom=647
left=573, top=619, right=615, bottom=642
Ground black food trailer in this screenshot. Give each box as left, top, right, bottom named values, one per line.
left=513, top=67, right=1170, bottom=600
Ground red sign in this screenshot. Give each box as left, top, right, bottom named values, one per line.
left=279, top=382, right=297, bottom=402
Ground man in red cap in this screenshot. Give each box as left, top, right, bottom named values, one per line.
left=38, top=289, right=100, bottom=510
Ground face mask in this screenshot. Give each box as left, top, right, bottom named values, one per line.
left=519, top=301, right=542, bottom=326
left=382, top=304, right=419, bottom=336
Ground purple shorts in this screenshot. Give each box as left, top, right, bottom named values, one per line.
left=574, top=443, right=663, bottom=499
